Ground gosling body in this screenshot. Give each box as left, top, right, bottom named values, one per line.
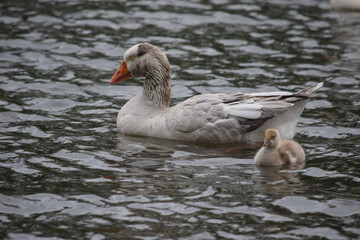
left=254, top=128, right=305, bottom=166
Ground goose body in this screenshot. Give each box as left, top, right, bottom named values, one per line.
left=110, top=43, right=322, bottom=144
left=330, top=0, right=360, bottom=10
left=254, top=128, right=305, bottom=166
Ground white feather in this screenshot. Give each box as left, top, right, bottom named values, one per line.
left=249, top=91, right=292, bottom=97
left=224, top=104, right=263, bottom=119
left=260, top=101, right=294, bottom=108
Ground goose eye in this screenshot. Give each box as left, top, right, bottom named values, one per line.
left=128, top=55, right=135, bottom=61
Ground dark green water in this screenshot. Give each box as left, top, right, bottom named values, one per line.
left=1, top=0, right=360, bottom=239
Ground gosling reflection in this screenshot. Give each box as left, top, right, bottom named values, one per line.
left=252, top=163, right=305, bottom=195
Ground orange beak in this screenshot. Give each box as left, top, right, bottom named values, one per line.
left=109, top=60, right=132, bottom=85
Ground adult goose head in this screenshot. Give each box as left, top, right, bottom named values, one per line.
left=110, top=43, right=171, bottom=108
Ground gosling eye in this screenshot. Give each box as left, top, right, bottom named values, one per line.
left=271, top=135, right=276, bottom=139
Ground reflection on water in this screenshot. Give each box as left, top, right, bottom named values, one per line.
left=252, top=164, right=305, bottom=195
left=1, top=0, right=360, bottom=239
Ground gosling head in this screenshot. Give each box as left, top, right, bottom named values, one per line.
left=263, top=128, right=281, bottom=148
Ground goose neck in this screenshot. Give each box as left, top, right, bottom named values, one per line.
left=143, top=66, right=171, bottom=108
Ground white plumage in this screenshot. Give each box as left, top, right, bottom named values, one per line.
left=110, top=43, right=323, bottom=144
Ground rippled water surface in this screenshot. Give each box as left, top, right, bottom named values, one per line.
left=1, top=0, right=360, bottom=239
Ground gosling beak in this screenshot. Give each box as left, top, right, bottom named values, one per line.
left=110, top=60, right=132, bottom=85
left=263, top=139, right=271, bottom=147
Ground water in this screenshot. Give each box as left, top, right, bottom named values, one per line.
left=1, top=0, right=360, bottom=239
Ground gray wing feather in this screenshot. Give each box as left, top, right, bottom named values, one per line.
left=166, top=83, right=322, bottom=135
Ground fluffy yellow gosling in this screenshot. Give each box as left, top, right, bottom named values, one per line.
left=254, top=128, right=305, bottom=166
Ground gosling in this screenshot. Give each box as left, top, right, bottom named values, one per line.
left=254, top=128, right=305, bottom=166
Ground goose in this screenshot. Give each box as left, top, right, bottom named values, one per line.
left=254, top=128, right=305, bottom=166
left=330, top=0, right=360, bottom=10
left=109, top=43, right=323, bottom=144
